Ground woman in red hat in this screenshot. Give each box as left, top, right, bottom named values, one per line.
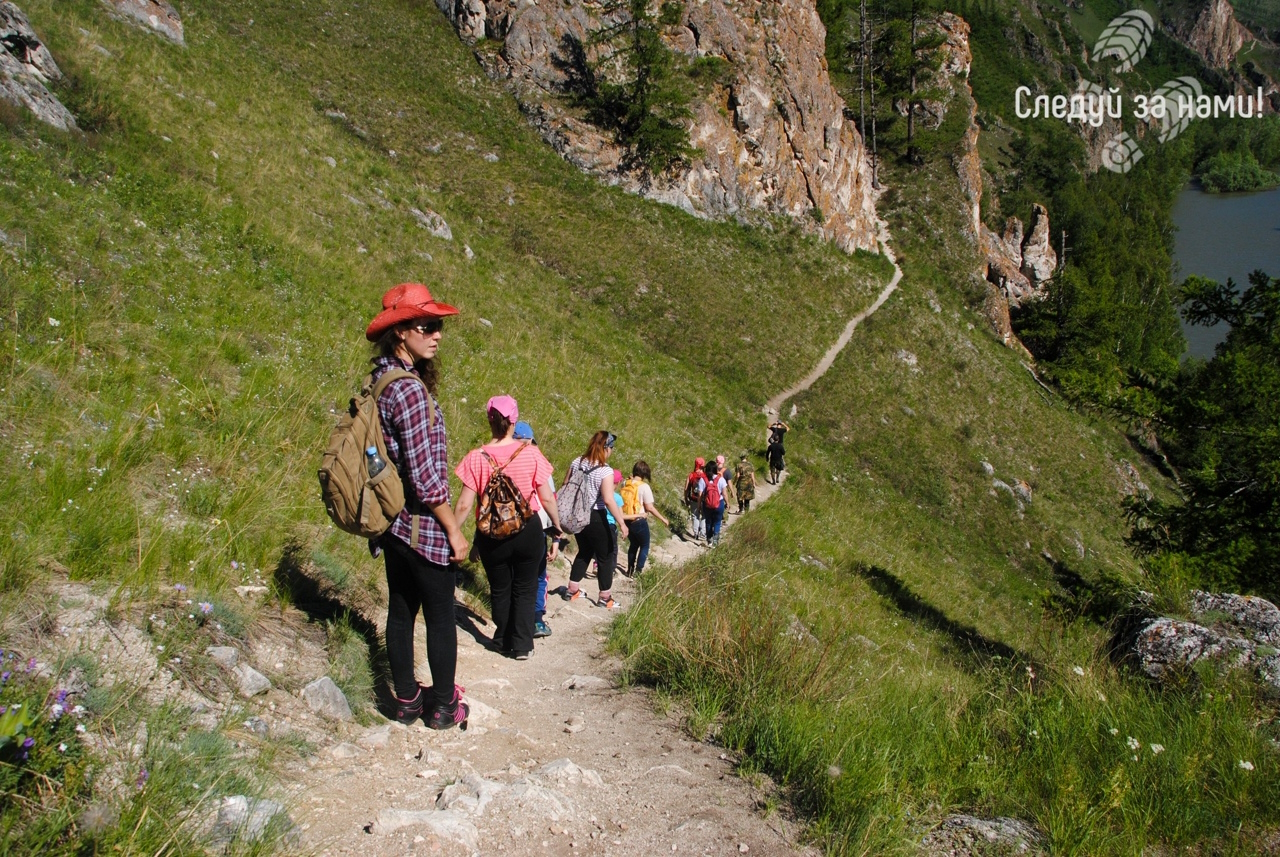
left=366, top=283, right=470, bottom=729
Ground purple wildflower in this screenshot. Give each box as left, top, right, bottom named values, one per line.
left=22, top=737, right=34, bottom=749
left=0, top=705, right=6, bottom=715
left=199, top=602, right=214, bottom=615
left=174, top=583, right=187, bottom=592
left=231, top=561, right=239, bottom=570
left=1, top=671, right=9, bottom=683
left=136, top=769, right=149, bottom=790
left=51, top=703, right=65, bottom=719
left=26, top=657, right=36, bottom=671
left=55, top=689, right=68, bottom=705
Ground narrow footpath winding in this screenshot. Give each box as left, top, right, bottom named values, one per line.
left=288, top=260, right=903, bottom=857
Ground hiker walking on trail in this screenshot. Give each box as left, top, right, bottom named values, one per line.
left=702, top=460, right=728, bottom=546
left=453, top=396, right=561, bottom=661
left=716, top=454, right=734, bottom=515
left=734, top=453, right=756, bottom=513
left=513, top=421, right=556, bottom=640
left=683, top=457, right=707, bottom=542
left=364, top=283, right=470, bottom=730
left=767, top=420, right=789, bottom=484
left=622, top=460, right=670, bottom=577
left=563, top=431, right=628, bottom=609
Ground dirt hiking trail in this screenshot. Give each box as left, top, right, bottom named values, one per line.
left=278, top=259, right=902, bottom=856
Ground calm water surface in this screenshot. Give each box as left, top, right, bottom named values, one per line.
left=1170, top=183, right=1280, bottom=358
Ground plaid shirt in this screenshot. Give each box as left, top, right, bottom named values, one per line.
left=371, top=356, right=452, bottom=566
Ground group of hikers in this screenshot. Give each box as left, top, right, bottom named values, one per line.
left=679, top=420, right=787, bottom=545
left=344, top=283, right=769, bottom=731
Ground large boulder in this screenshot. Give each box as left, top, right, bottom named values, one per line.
left=0, top=2, right=76, bottom=130
left=98, top=0, right=184, bottom=46
left=439, top=0, right=881, bottom=253
left=1132, top=592, right=1280, bottom=694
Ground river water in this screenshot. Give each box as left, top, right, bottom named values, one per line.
left=1170, top=183, right=1280, bottom=358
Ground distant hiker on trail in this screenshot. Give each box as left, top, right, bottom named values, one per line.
left=453, top=396, right=561, bottom=661
left=364, top=283, right=470, bottom=730
left=766, top=440, right=785, bottom=484
left=683, top=457, right=707, bottom=542
left=716, top=454, right=734, bottom=515
left=734, top=452, right=756, bottom=513
left=513, top=421, right=556, bottom=641
left=769, top=419, right=790, bottom=446
left=702, top=460, right=728, bottom=546
left=622, top=460, right=670, bottom=578
left=562, top=431, right=628, bottom=609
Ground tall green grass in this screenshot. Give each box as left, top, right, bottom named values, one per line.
left=613, top=155, right=1280, bottom=852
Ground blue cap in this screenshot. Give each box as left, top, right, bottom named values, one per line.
left=513, top=420, right=534, bottom=440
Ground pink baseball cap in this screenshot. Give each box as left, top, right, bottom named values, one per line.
left=613, top=469, right=624, bottom=484
left=486, top=395, right=518, bottom=421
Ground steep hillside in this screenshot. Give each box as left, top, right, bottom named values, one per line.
left=1, top=0, right=1276, bottom=853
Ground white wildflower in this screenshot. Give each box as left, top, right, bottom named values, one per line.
left=1150, top=744, right=1165, bottom=755
left=48, top=317, right=60, bottom=327
left=1109, top=728, right=1119, bottom=736
left=1239, top=760, right=1254, bottom=771
left=1072, top=666, right=1085, bottom=676
left=1126, top=736, right=1141, bottom=751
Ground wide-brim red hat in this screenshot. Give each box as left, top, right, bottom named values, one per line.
left=365, top=283, right=459, bottom=341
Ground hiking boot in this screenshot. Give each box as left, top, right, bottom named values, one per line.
left=533, top=620, right=552, bottom=638
left=392, top=687, right=425, bottom=723
left=512, top=650, right=531, bottom=661
left=567, top=589, right=584, bottom=602
left=426, top=684, right=469, bottom=731
left=600, top=597, right=620, bottom=610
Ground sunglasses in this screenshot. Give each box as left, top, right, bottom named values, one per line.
left=409, top=319, right=444, bottom=335
left=605, top=432, right=617, bottom=449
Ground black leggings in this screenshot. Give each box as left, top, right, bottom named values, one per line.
left=570, top=509, right=615, bottom=592
left=476, top=516, right=544, bottom=655
left=383, top=536, right=457, bottom=709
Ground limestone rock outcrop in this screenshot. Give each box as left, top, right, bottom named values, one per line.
left=436, top=0, right=882, bottom=253
left=99, top=0, right=184, bottom=46
left=0, top=1, right=76, bottom=130
left=1184, top=0, right=1253, bottom=70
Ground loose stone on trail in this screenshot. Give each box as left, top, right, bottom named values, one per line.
left=301, top=676, right=352, bottom=720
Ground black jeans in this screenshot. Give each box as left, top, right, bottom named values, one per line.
left=570, top=509, right=615, bottom=592
left=383, top=536, right=457, bottom=709
left=476, top=516, right=544, bottom=655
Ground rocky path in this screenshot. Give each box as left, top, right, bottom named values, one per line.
left=286, top=262, right=902, bottom=856
left=289, top=475, right=796, bottom=857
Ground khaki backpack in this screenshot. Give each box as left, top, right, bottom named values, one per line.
left=318, top=369, right=433, bottom=540
left=475, top=444, right=533, bottom=540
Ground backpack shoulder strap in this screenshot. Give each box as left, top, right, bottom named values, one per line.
left=369, top=369, right=435, bottom=428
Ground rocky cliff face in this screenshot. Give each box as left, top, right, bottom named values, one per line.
left=947, top=13, right=1055, bottom=350
left=0, top=1, right=76, bottom=130
left=1184, top=0, right=1254, bottom=70
left=1166, top=0, right=1277, bottom=113
left=437, top=0, right=882, bottom=253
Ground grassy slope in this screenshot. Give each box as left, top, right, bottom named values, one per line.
left=0, top=0, right=888, bottom=600
left=1, top=0, right=1275, bottom=852
left=615, top=154, right=1280, bottom=855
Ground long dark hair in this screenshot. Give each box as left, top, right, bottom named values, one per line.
left=373, top=325, right=439, bottom=395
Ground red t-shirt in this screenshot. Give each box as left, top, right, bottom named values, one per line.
left=455, top=441, right=554, bottom=518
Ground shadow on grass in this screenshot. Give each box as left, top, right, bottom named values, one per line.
left=854, top=564, right=1034, bottom=672
left=273, top=542, right=395, bottom=715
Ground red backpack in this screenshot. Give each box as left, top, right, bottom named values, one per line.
left=683, top=471, right=705, bottom=506
left=701, top=474, right=722, bottom=510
